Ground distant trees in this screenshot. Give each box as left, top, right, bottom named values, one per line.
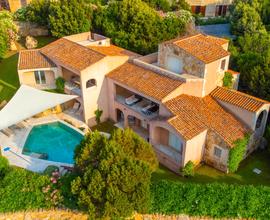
left=49, top=0, right=92, bottom=38
left=71, top=129, right=157, bottom=219
left=93, top=0, right=192, bottom=54
left=0, top=11, right=17, bottom=59
left=15, top=0, right=92, bottom=38
left=229, top=0, right=270, bottom=101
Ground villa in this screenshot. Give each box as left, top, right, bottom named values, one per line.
left=16, top=32, right=269, bottom=173
left=187, top=0, right=233, bottom=17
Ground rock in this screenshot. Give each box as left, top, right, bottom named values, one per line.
left=25, top=36, right=38, bottom=49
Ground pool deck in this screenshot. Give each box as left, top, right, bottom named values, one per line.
left=0, top=114, right=88, bottom=173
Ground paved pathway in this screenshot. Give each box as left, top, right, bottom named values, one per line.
left=196, top=23, right=235, bottom=39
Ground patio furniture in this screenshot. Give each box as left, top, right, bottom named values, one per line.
left=2, top=128, right=14, bottom=137
left=71, top=102, right=80, bottom=113
left=141, top=103, right=158, bottom=115
left=125, top=95, right=142, bottom=106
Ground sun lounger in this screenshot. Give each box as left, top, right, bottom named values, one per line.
left=2, top=128, right=14, bottom=137
left=125, top=95, right=142, bottom=106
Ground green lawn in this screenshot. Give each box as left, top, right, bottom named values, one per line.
left=91, top=120, right=118, bottom=134
left=0, top=36, right=56, bottom=103
left=152, top=149, right=270, bottom=186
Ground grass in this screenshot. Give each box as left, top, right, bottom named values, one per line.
left=91, top=120, right=118, bottom=134
left=152, top=149, right=270, bottom=186
left=0, top=36, right=56, bottom=103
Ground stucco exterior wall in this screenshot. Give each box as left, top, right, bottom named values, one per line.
left=80, top=56, right=128, bottom=126
left=204, top=130, right=230, bottom=172
left=183, top=130, right=207, bottom=166
left=158, top=44, right=205, bottom=78
left=7, top=0, right=31, bottom=12
left=18, top=68, right=58, bottom=89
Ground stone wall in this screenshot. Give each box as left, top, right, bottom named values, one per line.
left=15, top=21, right=49, bottom=37
left=158, top=43, right=205, bottom=78
left=204, top=130, right=230, bottom=172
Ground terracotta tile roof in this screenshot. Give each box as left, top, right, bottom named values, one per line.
left=18, top=49, right=56, bottom=70
left=87, top=45, right=140, bottom=58
left=107, top=62, right=184, bottom=101
left=40, top=38, right=105, bottom=72
left=211, top=86, right=269, bottom=112
left=172, top=34, right=230, bottom=63
left=226, top=69, right=240, bottom=75
left=165, top=94, right=249, bottom=146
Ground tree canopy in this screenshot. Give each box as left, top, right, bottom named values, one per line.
left=93, top=0, right=192, bottom=54
left=71, top=129, right=157, bottom=219
left=0, top=11, right=17, bottom=59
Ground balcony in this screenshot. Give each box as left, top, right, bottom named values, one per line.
left=115, top=94, right=159, bottom=119
left=64, top=81, right=82, bottom=96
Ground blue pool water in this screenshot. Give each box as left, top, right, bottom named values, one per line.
left=23, top=121, right=83, bottom=164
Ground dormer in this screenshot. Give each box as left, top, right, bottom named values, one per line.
left=157, top=34, right=230, bottom=95
left=64, top=32, right=111, bottom=47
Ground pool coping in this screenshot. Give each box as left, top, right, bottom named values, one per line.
left=1, top=118, right=86, bottom=173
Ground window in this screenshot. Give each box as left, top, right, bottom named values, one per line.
left=169, top=132, right=182, bottom=153
left=214, top=146, right=222, bottom=158
left=195, top=6, right=201, bottom=14
left=86, top=79, right=97, bottom=88
left=220, top=59, right=226, bottom=71
left=34, top=71, right=46, bottom=84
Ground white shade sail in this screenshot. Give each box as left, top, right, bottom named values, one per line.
left=0, top=85, right=77, bottom=130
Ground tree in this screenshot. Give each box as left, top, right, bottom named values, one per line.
left=25, top=0, right=51, bottom=26
left=72, top=130, right=157, bottom=219
left=231, top=1, right=266, bottom=36
left=230, top=33, right=270, bottom=101
left=0, top=11, right=17, bottom=59
left=111, top=128, right=158, bottom=171
left=93, top=0, right=191, bottom=54
left=49, top=0, right=92, bottom=38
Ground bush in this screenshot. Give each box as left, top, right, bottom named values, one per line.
left=43, top=165, right=59, bottom=176
left=0, top=156, right=9, bottom=178
left=150, top=180, right=270, bottom=219
left=181, top=161, right=194, bottom=177
left=228, top=134, right=250, bottom=173
left=72, top=130, right=157, bottom=219
left=0, top=167, right=54, bottom=212
left=223, top=71, right=233, bottom=88
left=94, top=109, right=103, bottom=124
left=55, top=77, right=65, bottom=93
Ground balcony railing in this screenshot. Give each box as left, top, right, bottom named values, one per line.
left=115, top=94, right=158, bottom=119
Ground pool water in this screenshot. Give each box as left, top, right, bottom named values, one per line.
left=23, top=121, right=84, bottom=164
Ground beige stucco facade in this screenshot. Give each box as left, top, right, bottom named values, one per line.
left=6, top=0, right=31, bottom=12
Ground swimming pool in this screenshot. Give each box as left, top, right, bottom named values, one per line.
left=23, top=121, right=84, bottom=164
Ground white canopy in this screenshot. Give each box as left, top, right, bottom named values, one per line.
left=0, top=85, right=77, bottom=130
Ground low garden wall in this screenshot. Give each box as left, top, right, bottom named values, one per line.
left=15, top=21, right=49, bottom=37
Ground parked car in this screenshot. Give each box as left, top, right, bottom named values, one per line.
left=141, top=103, right=158, bottom=115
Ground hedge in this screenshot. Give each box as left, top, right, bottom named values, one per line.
left=150, top=180, right=270, bottom=219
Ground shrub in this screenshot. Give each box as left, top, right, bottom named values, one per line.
left=43, top=165, right=59, bottom=176
left=150, top=180, right=270, bottom=219
left=181, top=161, right=194, bottom=177
left=0, top=167, right=55, bottom=212
left=0, top=156, right=9, bottom=178
left=72, top=130, right=156, bottom=219
left=223, top=71, right=233, bottom=88
left=94, top=109, right=103, bottom=124
left=228, top=134, right=250, bottom=173
left=55, top=77, right=65, bottom=93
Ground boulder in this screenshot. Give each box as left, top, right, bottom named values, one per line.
left=25, top=36, right=38, bottom=49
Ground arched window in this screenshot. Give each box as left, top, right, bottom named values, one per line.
left=86, top=79, right=96, bottom=88
left=256, top=110, right=267, bottom=129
